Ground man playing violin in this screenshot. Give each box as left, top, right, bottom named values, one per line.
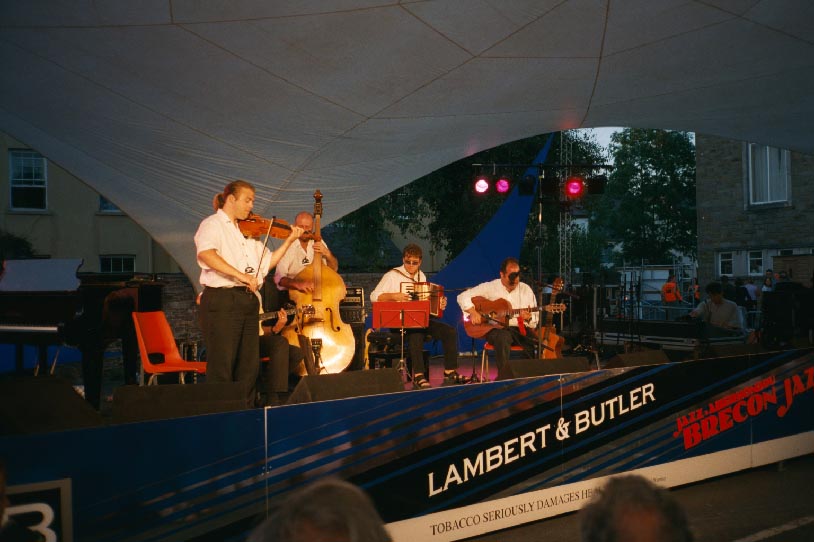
left=274, top=211, right=339, bottom=293
left=370, top=244, right=465, bottom=389
left=195, top=180, right=302, bottom=408
left=457, top=257, right=538, bottom=381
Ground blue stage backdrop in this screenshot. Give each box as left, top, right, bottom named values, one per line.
left=434, top=133, right=555, bottom=353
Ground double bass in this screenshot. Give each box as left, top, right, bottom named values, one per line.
left=286, top=190, right=355, bottom=373
left=540, top=277, right=564, bottom=359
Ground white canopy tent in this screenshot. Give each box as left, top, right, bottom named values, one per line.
left=2, top=1, right=812, bottom=282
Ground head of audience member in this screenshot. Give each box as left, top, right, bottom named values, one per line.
left=580, top=474, right=693, bottom=542
left=705, top=282, right=724, bottom=305
left=499, top=257, right=521, bottom=292
left=248, top=477, right=391, bottom=542
left=720, top=275, right=729, bottom=284
left=402, top=244, right=422, bottom=273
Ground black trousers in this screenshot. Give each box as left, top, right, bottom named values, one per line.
left=259, top=333, right=304, bottom=393
left=200, top=287, right=259, bottom=407
left=485, top=327, right=537, bottom=380
left=406, top=318, right=458, bottom=377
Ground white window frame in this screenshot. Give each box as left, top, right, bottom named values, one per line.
left=100, top=255, right=135, bottom=274
left=748, top=250, right=763, bottom=276
left=718, top=252, right=733, bottom=276
left=9, top=149, right=48, bottom=210
left=747, top=144, right=790, bottom=205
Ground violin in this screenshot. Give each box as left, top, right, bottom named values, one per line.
left=237, top=214, right=292, bottom=239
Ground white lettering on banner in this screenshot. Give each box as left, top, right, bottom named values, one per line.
left=428, top=423, right=551, bottom=496
left=427, top=383, right=657, bottom=497
left=8, top=503, right=57, bottom=542
left=574, top=383, right=655, bottom=434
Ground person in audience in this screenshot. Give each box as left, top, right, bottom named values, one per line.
left=580, top=474, right=693, bottom=542
left=248, top=477, right=391, bottom=542
left=689, top=281, right=744, bottom=332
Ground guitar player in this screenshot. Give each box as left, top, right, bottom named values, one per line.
left=457, top=257, right=539, bottom=380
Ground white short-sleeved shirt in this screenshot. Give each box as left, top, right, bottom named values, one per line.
left=370, top=266, right=426, bottom=302
left=194, top=209, right=271, bottom=288
left=457, top=278, right=538, bottom=327
left=273, top=239, right=331, bottom=289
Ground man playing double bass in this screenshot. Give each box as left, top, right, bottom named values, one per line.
left=274, top=211, right=339, bottom=293
left=457, top=257, right=538, bottom=381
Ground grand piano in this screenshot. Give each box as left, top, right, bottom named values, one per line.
left=0, top=258, right=163, bottom=409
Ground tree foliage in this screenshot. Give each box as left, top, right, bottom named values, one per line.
left=593, top=128, right=696, bottom=264
left=334, top=131, right=607, bottom=273
left=0, top=229, right=35, bottom=260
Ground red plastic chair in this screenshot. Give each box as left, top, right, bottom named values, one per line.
left=479, top=342, right=526, bottom=382
left=132, top=311, right=207, bottom=385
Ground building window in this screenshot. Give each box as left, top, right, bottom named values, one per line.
left=9, top=150, right=47, bottom=210
left=748, top=251, right=763, bottom=275
left=99, top=195, right=121, bottom=213
left=100, top=255, right=135, bottom=273
left=718, top=252, right=733, bottom=276
left=747, top=144, right=789, bottom=205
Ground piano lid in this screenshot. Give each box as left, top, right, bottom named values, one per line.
left=0, top=259, right=82, bottom=292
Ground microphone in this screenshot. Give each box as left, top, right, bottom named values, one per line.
left=508, top=271, right=520, bottom=282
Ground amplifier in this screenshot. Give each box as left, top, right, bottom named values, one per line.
left=340, top=287, right=366, bottom=324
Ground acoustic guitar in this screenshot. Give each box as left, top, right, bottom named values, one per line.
left=540, top=277, right=564, bottom=359
left=463, top=297, right=542, bottom=339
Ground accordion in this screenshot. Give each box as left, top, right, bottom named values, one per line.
left=400, top=281, right=444, bottom=317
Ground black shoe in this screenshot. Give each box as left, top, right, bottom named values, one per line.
left=443, top=370, right=470, bottom=385
left=413, top=375, right=431, bottom=390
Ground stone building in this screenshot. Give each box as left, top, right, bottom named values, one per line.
left=695, top=134, right=814, bottom=288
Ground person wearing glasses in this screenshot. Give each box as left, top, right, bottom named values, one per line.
left=195, top=181, right=302, bottom=407
left=457, top=257, right=538, bottom=381
left=274, top=211, right=339, bottom=293
left=370, top=244, right=465, bottom=389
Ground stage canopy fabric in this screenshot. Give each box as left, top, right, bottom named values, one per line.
left=2, top=1, right=813, bottom=281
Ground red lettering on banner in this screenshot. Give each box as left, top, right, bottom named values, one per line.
left=674, top=375, right=786, bottom=450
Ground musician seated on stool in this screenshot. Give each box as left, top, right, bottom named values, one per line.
left=689, top=281, right=745, bottom=334
left=370, top=244, right=464, bottom=389
left=274, top=211, right=338, bottom=293
left=457, top=257, right=539, bottom=381
left=258, top=276, right=305, bottom=406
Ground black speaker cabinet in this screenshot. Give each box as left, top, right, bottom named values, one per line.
left=111, top=382, right=249, bottom=424
left=287, top=369, right=403, bottom=405
left=0, top=376, right=102, bottom=435
left=508, top=357, right=590, bottom=378
left=604, top=349, right=670, bottom=369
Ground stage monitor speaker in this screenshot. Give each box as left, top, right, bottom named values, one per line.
left=508, top=357, right=589, bottom=379
left=287, top=369, right=403, bottom=405
left=0, top=376, right=102, bottom=435
left=111, top=382, right=248, bottom=424
left=605, top=349, right=670, bottom=369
